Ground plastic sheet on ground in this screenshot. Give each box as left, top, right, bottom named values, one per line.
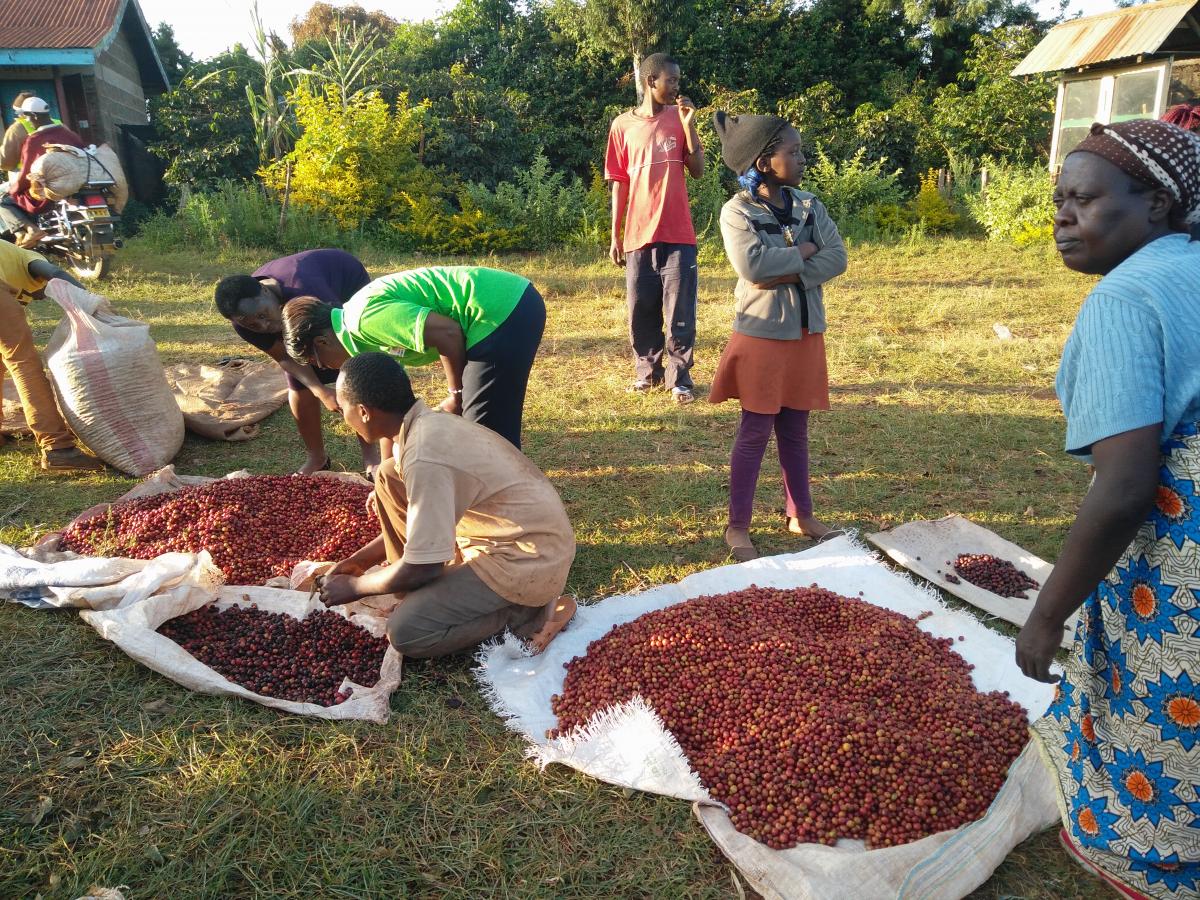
left=866, top=515, right=1075, bottom=648
left=475, top=534, right=1061, bottom=900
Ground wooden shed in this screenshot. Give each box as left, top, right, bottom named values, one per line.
left=0, top=0, right=168, bottom=193
left=1013, top=0, right=1200, bottom=170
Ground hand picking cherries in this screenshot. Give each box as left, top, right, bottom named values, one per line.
left=158, top=603, right=388, bottom=706
left=61, top=475, right=379, bottom=585
left=950, top=553, right=1040, bottom=598
left=548, top=585, right=1028, bottom=849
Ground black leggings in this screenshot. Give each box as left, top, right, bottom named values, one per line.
left=462, top=283, right=545, bottom=449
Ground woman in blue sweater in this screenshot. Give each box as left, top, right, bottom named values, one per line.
left=1017, top=119, right=1200, bottom=900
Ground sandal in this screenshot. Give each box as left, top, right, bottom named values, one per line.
left=724, top=527, right=758, bottom=562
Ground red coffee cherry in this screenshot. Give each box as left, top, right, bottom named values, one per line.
left=547, top=585, right=1028, bottom=850
left=62, top=475, right=379, bottom=585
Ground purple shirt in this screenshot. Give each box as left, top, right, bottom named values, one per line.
left=233, top=249, right=370, bottom=353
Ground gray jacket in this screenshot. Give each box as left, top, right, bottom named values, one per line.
left=718, top=188, right=847, bottom=338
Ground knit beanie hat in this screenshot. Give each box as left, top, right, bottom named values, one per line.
left=712, top=112, right=789, bottom=175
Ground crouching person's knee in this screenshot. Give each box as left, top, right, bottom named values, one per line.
left=385, top=602, right=438, bottom=659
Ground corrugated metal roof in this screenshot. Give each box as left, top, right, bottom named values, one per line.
left=0, top=0, right=123, bottom=51
left=1013, top=0, right=1199, bottom=75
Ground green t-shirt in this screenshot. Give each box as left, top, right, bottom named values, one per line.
left=331, top=266, right=530, bottom=368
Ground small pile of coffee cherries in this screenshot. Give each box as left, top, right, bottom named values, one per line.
left=549, top=585, right=1028, bottom=849
left=61, top=475, right=378, bottom=585
left=951, top=553, right=1040, bottom=598
left=158, top=603, right=389, bottom=706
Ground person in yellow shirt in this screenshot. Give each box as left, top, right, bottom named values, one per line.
left=0, top=240, right=104, bottom=472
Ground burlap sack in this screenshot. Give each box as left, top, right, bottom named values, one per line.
left=27, top=143, right=129, bottom=212
left=43, top=280, right=184, bottom=476
left=28, top=144, right=88, bottom=201
left=88, top=144, right=129, bottom=213
left=165, top=358, right=288, bottom=441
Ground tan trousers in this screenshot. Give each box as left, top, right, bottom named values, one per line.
left=0, top=289, right=72, bottom=451
left=375, top=457, right=544, bottom=659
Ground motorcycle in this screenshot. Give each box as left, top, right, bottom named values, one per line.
left=27, top=178, right=123, bottom=280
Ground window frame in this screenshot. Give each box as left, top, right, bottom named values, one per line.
left=1049, top=59, right=1171, bottom=172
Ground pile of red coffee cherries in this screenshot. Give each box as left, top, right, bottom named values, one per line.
left=549, top=585, right=1028, bottom=849
left=158, top=603, right=388, bottom=706
left=61, top=475, right=378, bottom=584
left=951, top=553, right=1040, bottom=598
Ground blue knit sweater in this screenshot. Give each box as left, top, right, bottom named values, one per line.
left=1056, top=233, right=1200, bottom=459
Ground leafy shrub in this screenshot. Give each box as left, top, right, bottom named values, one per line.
left=385, top=193, right=526, bottom=253
left=574, top=167, right=611, bottom=247
left=865, top=202, right=911, bottom=234
left=261, top=85, right=434, bottom=230
left=149, top=69, right=261, bottom=192
left=688, top=154, right=729, bottom=240
left=803, top=148, right=906, bottom=229
left=462, top=152, right=587, bottom=250
left=136, top=181, right=344, bottom=252
left=909, top=170, right=959, bottom=233
left=964, top=165, right=1055, bottom=244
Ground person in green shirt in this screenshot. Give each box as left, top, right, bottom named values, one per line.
left=282, top=266, right=545, bottom=449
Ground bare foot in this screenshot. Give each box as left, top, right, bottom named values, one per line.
left=527, top=595, right=576, bottom=654
left=787, top=515, right=836, bottom=540
left=296, top=453, right=331, bottom=476
left=723, top=526, right=758, bottom=561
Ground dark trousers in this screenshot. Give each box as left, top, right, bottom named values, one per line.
left=0, top=194, right=33, bottom=234
left=625, top=242, right=697, bottom=390
left=462, top=283, right=546, bottom=449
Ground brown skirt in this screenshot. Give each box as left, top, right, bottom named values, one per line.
left=708, top=330, right=830, bottom=414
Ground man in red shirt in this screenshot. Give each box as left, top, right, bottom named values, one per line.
left=0, top=97, right=85, bottom=248
left=605, top=53, right=705, bottom=403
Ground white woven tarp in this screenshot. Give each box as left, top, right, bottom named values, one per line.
left=476, top=535, right=1061, bottom=900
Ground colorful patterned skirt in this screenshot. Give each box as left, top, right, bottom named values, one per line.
left=1032, top=423, right=1200, bottom=899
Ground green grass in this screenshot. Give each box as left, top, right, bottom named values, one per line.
left=0, top=237, right=1102, bottom=898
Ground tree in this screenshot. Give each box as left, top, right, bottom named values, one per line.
left=152, top=22, right=194, bottom=83
left=290, top=2, right=398, bottom=46
left=148, top=66, right=260, bottom=190
left=549, top=0, right=697, bottom=100
left=927, top=26, right=1055, bottom=165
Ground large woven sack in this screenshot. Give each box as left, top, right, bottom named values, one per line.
left=43, top=280, right=184, bottom=476
left=28, top=144, right=88, bottom=201
left=88, top=143, right=129, bottom=212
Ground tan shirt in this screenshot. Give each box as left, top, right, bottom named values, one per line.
left=393, top=400, right=575, bottom=606
left=0, top=120, right=26, bottom=175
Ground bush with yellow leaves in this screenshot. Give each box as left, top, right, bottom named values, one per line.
left=909, top=169, right=959, bottom=233
left=262, top=85, right=435, bottom=230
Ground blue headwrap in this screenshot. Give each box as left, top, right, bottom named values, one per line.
left=738, top=166, right=766, bottom=194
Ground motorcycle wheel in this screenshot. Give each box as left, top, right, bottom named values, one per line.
left=66, top=252, right=111, bottom=281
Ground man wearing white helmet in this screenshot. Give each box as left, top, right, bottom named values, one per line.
left=0, top=97, right=83, bottom=248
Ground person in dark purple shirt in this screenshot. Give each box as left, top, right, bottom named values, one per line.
left=214, top=249, right=373, bottom=475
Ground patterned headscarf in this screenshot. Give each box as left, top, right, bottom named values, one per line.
left=1069, top=120, right=1200, bottom=225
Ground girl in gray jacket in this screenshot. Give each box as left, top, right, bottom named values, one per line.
left=710, top=112, right=848, bottom=561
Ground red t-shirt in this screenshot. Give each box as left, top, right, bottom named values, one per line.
left=605, top=107, right=696, bottom=252
left=13, top=124, right=86, bottom=214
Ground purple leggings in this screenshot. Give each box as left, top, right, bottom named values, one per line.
left=729, top=408, right=812, bottom=529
